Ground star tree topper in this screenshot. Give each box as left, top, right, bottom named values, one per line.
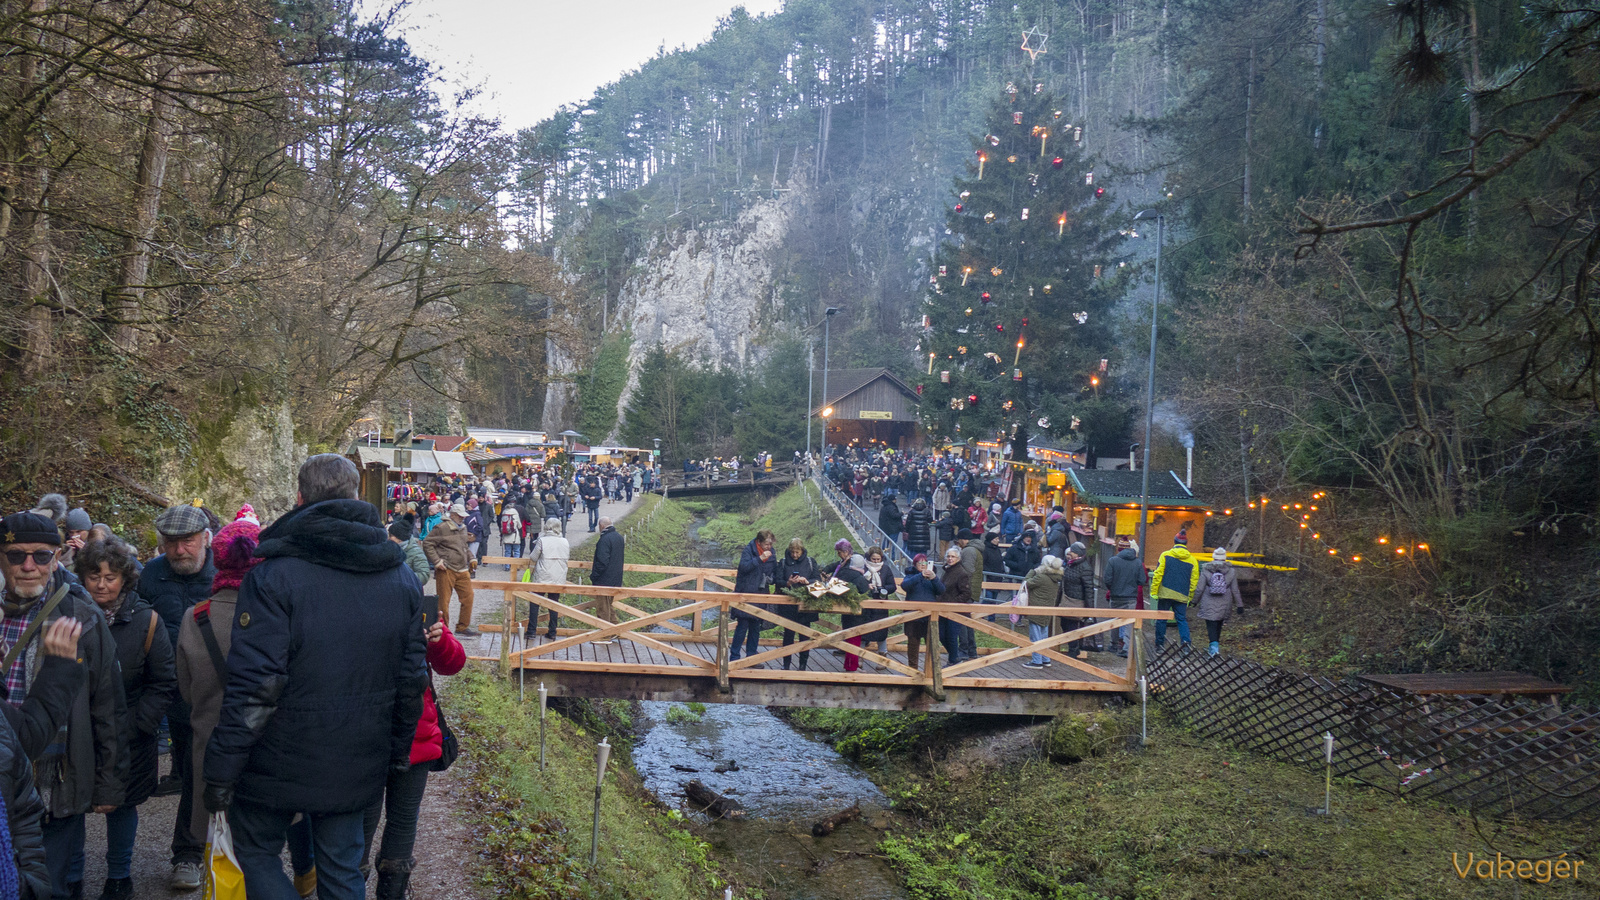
left=1021, top=26, right=1049, bottom=62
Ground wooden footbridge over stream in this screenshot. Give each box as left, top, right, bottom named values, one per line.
left=465, top=559, right=1171, bottom=716
left=650, top=464, right=804, bottom=498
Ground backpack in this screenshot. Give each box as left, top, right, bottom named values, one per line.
left=500, top=513, right=514, bottom=536
left=1207, top=569, right=1228, bottom=595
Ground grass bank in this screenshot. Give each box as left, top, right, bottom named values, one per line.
left=569, top=493, right=698, bottom=579
left=445, top=668, right=722, bottom=899
left=792, top=708, right=1595, bottom=899
left=697, top=481, right=851, bottom=556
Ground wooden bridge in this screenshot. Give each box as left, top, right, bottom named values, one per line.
left=650, top=464, right=803, bottom=498
left=465, top=560, right=1171, bottom=716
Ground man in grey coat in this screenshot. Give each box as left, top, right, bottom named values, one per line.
left=1103, top=539, right=1147, bottom=657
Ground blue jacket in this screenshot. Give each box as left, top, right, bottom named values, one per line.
left=205, top=499, right=427, bottom=814
left=140, top=551, right=217, bottom=649
left=733, top=539, right=776, bottom=619
left=1000, top=507, right=1024, bottom=540
left=900, top=570, right=944, bottom=604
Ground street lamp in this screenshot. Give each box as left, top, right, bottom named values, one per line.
left=820, top=307, right=839, bottom=461
left=1133, top=209, right=1164, bottom=552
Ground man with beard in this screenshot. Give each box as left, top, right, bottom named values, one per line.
left=204, top=454, right=427, bottom=900
left=0, top=513, right=123, bottom=900
left=140, top=503, right=217, bottom=891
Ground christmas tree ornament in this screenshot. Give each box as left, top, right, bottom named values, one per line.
left=1032, top=125, right=1048, bottom=155
left=1038, top=416, right=1051, bottom=429
left=927, top=352, right=935, bottom=373
left=1074, top=127, right=1082, bottom=142
left=980, top=292, right=992, bottom=303
left=1020, top=207, right=1029, bottom=220
left=968, top=393, right=980, bottom=407
left=1020, top=27, right=1048, bottom=61
left=1014, top=337, right=1025, bottom=366
left=995, top=323, right=1005, bottom=332
left=1099, top=358, right=1108, bottom=372
left=1053, top=110, right=1063, bottom=119
left=939, top=265, right=947, bottom=276
left=986, top=135, right=999, bottom=147
left=1042, top=284, right=1052, bottom=294
left=1075, top=311, right=1089, bottom=324
left=1002, top=400, right=1016, bottom=412
left=1005, top=82, right=1018, bottom=96
left=954, top=423, right=961, bottom=432
left=1013, top=368, right=1023, bottom=381
left=1095, top=186, right=1105, bottom=197
left=1057, top=214, right=1067, bottom=236
left=963, top=308, right=972, bottom=317
left=984, top=352, right=1002, bottom=364
left=1093, top=265, right=1102, bottom=278
left=929, top=274, right=937, bottom=285
left=940, top=370, right=950, bottom=383
left=957, top=325, right=969, bottom=333
left=984, top=211, right=996, bottom=223
left=1052, top=156, right=1063, bottom=170
left=1035, top=83, right=1044, bottom=93
left=1022, top=317, right=1029, bottom=325
left=961, top=266, right=972, bottom=285
left=1006, top=155, right=1017, bottom=163
left=960, top=190, right=971, bottom=199
left=1028, top=173, right=1039, bottom=186
left=1028, top=286, right=1034, bottom=297
left=1070, top=416, right=1081, bottom=430
left=954, top=204, right=963, bottom=212
left=989, top=266, right=1002, bottom=276
left=976, top=151, right=986, bottom=179
left=1085, top=172, right=1094, bottom=185
left=922, top=314, right=931, bottom=329
left=1013, top=111, right=1023, bottom=125
left=916, top=384, right=923, bottom=395
left=957, top=345, right=968, bottom=354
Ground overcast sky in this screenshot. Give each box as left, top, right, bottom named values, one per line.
left=395, top=0, right=788, bottom=133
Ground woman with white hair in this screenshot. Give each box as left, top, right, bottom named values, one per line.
left=1022, top=555, right=1064, bottom=669
left=524, top=519, right=570, bottom=640
left=1194, top=547, right=1245, bottom=656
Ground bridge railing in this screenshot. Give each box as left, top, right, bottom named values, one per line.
left=468, top=561, right=1171, bottom=697
left=653, top=463, right=802, bottom=493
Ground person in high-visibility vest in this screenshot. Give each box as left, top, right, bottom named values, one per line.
left=1149, top=530, right=1201, bottom=652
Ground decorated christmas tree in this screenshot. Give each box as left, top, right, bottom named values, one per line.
left=919, top=80, right=1130, bottom=460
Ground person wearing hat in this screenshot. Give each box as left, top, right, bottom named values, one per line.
left=202, top=454, right=427, bottom=900
left=58, top=509, right=93, bottom=572
left=1194, top=548, right=1246, bottom=657
left=1102, top=538, right=1147, bottom=657
left=0, top=512, right=124, bottom=900
left=423, top=503, right=478, bottom=636
left=387, top=517, right=431, bottom=588
left=1058, top=542, right=1099, bottom=657
left=1149, top=530, right=1201, bottom=652
left=142, top=502, right=218, bottom=889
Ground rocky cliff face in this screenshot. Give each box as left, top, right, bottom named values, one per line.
left=603, top=190, right=802, bottom=438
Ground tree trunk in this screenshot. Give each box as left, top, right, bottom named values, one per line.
left=811, top=802, right=862, bottom=837
left=1242, top=44, right=1256, bottom=223
left=1313, top=0, right=1327, bottom=150
left=110, top=80, right=176, bottom=354
left=684, top=780, right=744, bottom=818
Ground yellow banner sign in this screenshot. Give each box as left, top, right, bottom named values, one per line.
left=858, top=410, right=893, bottom=420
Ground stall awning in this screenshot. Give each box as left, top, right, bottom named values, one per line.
left=433, top=451, right=474, bottom=476
left=353, top=446, right=440, bottom=474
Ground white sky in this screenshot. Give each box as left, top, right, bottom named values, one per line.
left=395, top=0, right=788, bottom=133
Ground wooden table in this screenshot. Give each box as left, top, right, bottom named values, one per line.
left=1359, top=672, right=1573, bottom=707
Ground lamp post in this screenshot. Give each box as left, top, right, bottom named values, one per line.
left=805, top=339, right=815, bottom=462
left=1133, top=209, right=1164, bottom=552
left=819, top=307, right=839, bottom=462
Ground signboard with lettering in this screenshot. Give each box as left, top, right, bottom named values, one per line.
left=859, top=410, right=894, bottom=420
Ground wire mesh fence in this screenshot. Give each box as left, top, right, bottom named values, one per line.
left=1148, top=650, right=1600, bottom=821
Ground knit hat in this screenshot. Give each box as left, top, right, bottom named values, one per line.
left=63, top=508, right=93, bottom=533
left=234, top=504, right=260, bottom=526
left=1174, top=529, right=1188, bottom=545
left=956, top=528, right=975, bottom=540
left=211, top=512, right=262, bottom=593
left=1067, top=541, right=1087, bottom=557
left=388, top=518, right=413, bottom=541
left=834, top=538, right=852, bottom=554
left=1213, top=547, right=1228, bottom=561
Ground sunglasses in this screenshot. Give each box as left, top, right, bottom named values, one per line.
left=4, top=549, right=57, bottom=567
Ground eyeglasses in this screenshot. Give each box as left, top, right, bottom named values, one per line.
left=3, top=549, right=57, bottom=567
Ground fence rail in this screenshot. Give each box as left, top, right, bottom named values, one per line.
left=1149, top=651, right=1600, bottom=821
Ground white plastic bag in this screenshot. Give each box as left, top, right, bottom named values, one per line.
left=203, top=813, right=246, bottom=900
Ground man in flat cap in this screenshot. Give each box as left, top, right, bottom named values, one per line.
left=0, top=512, right=123, bottom=899
left=142, top=503, right=217, bottom=891
left=422, top=503, right=477, bottom=636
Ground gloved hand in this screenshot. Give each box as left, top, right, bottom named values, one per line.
left=389, top=759, right=413, bottom=779
left=202, top=782, right=234, bottom=814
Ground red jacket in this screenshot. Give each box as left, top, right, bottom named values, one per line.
left=411, top=626, right=467, bottom=765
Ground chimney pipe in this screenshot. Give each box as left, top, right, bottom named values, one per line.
left=1185, top=445, right=1193, bottom=490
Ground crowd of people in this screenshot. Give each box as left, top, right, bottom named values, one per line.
left=0, top=453, right=465, bottom=900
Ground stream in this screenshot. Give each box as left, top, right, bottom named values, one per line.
left=628, top=509, right=909, bottom=900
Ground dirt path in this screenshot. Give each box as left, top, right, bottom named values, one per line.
left=79, top=761, right=485, bottom=899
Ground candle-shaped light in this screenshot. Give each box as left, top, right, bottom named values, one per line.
left=961, top=266, right=972, bottom=286
left=927, top=352, right=935, bottom=374
left=1014, top=337, right=1024, bottom=366
left=976, top=151, right=986, bottom=180
left=1058, top=213, right=1067, bottom=236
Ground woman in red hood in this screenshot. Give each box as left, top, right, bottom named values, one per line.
left=360, top=611, right=465, bottom=898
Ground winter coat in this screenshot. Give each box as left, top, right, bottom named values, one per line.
left=877, top=500, right=903, bottom=541
left=774, top=552, right=821, bottom=626
left=205, top=498, right=428, bottom=815
left=527, top=527, right=571, bottom=586
left=411, top=628, right=467, bottom=767
left=581, top=480, right=603, bottom=508
left=958, top=543, right=985, bottom=602
left=931, top=484, right=951, bottom=513
left=861, top=561, right=899, bottom=643
left=421, top=518, right=473, bottom=572
left=3, top=569, right=124, bottom=817
left=139, top=552, right=217, bottom=657
left=1004, top=536, right=1042, bottom=577
left=499, top=507, right=522, bottom=545
left=901, top=569, right=942, bottom=640
left=1103, top=548, right=1147, bottom=600
left=903, top=501, right=933, bottom=554
left=390, top=538, right=426, bottom=588
left=732, top=539, right=776, bottom=621
left=1194, top=562, right=1245, bottom=622
left=175, top=589, right=236, bottom=840
left=934, top=510, right=957, bottom=542
left=462, top=508, right=488, bottom=544
left=1046, top=520, right=1069, bottom=558
left=0, top=711, right=51, bottom=899
left=106, top=593, right=177, bottom=807
left=938, top=563, right=971, bottom=606
left=1023, top=566, right=1063, bottom=627
left=1000, top=506, right=1024, bottom=540
left=981, top=538, right=1004, bottom=581
left=1150, top=546, right=1202, bottom=604
left=591, top=527, right=626, bottom=586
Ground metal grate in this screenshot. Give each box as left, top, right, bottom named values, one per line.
left=1148, top=650, right=1600, bottom=821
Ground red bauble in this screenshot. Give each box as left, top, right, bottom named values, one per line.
left=967, top=394, right=980, bottom=407
left=980, top=292, right=992, bottom=303
left=954, top=204, right=963, bottom=212
left=1052, top=156, right=1064, bottom=169
left=1021, top=317, right=1029, bottom=326
left=1095, top=186, right=1105, bottom=197
left=915, top=384, right=923, bottom=395
left=995, top=323, right=1005, bottom=332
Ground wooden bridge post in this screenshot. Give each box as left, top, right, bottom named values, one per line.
left=693, top=576, right=705, bottom=634
left=926, top=612, right=946, bottom=702
left=716, top=600, right=731, bottom=693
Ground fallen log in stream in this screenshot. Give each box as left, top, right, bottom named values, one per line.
left=810, top=802, right=862, bottom=837
left=684, top=779, right=745, bottom=819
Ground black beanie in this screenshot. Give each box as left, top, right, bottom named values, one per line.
left=388, top=519, right=413, bottom=541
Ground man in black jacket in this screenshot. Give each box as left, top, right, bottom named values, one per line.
left=140, top=502, right=217, bottom=889
left=581, top=477, right=603, bottom=532
left=203, top=454, right=428, bottom=900
left=1, top=513, right=123, bottom=900
left=589, top=517, right=625, bottom=633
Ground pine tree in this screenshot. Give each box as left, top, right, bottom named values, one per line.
left=919, top=82, right=1131, bottom=460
